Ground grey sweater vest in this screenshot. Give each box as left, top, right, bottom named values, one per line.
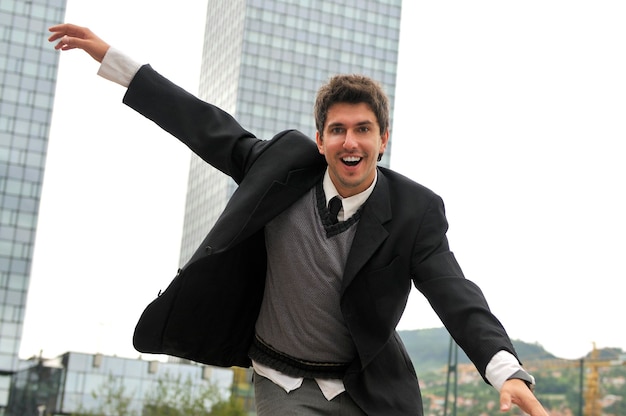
left=250, top=183, right=360, bottom=378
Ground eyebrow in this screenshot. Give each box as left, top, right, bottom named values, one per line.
left=326, top=120, right=375, bottom=129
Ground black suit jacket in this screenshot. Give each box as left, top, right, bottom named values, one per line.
left=126, top=65, right=518, bottom=415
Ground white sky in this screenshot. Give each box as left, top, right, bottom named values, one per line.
left=20, top=1, right=626, bottom=363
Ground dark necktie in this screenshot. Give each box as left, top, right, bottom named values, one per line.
left=328, top=196, right=342, bottom=224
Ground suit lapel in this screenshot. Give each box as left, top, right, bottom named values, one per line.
left=342, top=171, right=392, bottom=291
left=197, top=165, right=324, bottom=257
left=184, top=130, right=326, bottom=264
left=248, top=166, right=325, bottom=232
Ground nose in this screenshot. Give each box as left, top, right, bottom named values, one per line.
left=343, top=131, right=357, bottom=149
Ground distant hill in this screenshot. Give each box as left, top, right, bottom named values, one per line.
left=399, top=328, right=626, bottom=414
left=398, top=327, right=557, bottom=373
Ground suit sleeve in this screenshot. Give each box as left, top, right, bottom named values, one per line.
left=411, top=195, right=519, bottom=381
left=122, top=64, right=261, bottom=184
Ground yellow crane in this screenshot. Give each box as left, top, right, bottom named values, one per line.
left=582, top=343, right=625, bottom=416
left=525, top=343, right=626, bottom=416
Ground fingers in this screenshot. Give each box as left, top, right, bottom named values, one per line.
left=48, top=23, right=88, bottom=42
left=48, top=24, right=80, bottom=51
left=49, top=35, right=77, bottom=53
left=501, top=396, right=549, bottom=415
left=499, top=380, right=549, bottom=415
left=499, top=389, right=513, bottom=412
left=508, top=398, right=549, bottom=416
left=47, top=24, right=66, bottom=42
left=47, top=23, right=110, bottom=62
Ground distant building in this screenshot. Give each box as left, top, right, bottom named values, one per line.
left=0, top=0, right=67, bottom=409
left=6, top=352, right=234, bottom=415
left=178, top=0, right=403, bottom=264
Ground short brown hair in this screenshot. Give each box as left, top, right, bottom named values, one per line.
left=314, top=74, right=389, bottom=136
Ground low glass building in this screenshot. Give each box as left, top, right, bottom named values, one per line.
left=6, top=352, right=238, bottom=415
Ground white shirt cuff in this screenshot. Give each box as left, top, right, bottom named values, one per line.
left=485, top=350, right=530, bottom=391
left=97, top=46, right=142, bottom=88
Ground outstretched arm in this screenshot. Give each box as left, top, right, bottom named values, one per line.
left=48, top=23, right=110, bottom=63
left=48, top=23, right=261, bottom=180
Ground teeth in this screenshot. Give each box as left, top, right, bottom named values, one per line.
left=343, top=156, right=361, bottom=162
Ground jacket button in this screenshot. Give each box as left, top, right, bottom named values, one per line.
left=205, top=246, right=212, bottom=255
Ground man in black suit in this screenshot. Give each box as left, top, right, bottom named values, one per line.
left=49, top=24, right=548, bottom=416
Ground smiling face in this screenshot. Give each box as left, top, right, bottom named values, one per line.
left=316, top=102, right=389, bottom=197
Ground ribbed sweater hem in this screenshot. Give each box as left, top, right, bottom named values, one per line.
left=248, top=335, right=349, bottom=379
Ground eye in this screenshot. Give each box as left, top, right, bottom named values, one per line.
left=330, top=127, right=345, bottom=134
left=357, top=126, right=370, bottom=133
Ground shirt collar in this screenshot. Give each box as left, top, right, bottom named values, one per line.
left=322, top=169, right=378, bottom=221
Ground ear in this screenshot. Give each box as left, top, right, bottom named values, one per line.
left=379, top=129, right=390, bottom=154
left=315, top=131, right=325, bottom=155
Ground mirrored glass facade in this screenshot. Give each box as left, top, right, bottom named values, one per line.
left=0, top=0, right=66, bottom=409
left=179, top=0, right=402, bottom=264
left=6, top=352, right=233, bottom=415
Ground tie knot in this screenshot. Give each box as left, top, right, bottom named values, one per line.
left=328, top=196, right=342, bottom=224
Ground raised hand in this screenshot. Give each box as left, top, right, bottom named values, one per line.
left=48, top=23, right=110, bottom=62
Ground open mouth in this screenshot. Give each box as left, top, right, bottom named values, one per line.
left=342, top=156, right=362, bottom=167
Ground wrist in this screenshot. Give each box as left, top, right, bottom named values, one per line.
left=507, top=369, right=536, bottom=392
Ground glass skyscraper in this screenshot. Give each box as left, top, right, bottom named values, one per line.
left=179, top=0, right=402, bottom=264
left=0, top=0, right=67, bottom=408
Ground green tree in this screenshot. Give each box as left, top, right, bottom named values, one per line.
left=73, top=374, right=137, bottom=416
left=143, top=373, right=245, bottom=416
left=207, top=399, right=247, bottom=416
left=72, top=371, right=246, bottom=416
